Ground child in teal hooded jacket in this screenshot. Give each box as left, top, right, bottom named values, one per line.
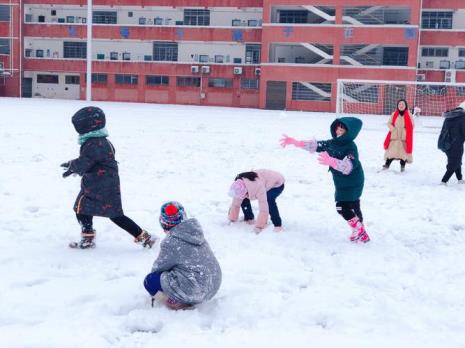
left=281, top=117, right=370, bottom=243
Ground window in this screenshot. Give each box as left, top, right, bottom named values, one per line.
left=421, top=47, right=448, bottom=57
left=0, top=5, right=10, bottom=21
left=199, top=55, right=209, bottom=63
left=177, top=77, right=200, bottom=87
left=383, top=47, right=408, bottom=66
left=128, top=12, right=133, bottom=18
left=115, top=74, right=138, bottom=85
left=38, top=15, right=45, bottom=23
left=65, top=75, right=80, bottom=84
left=153, top=42, right=178, bottom=61
left=93, top=11, right=117, bottom=24
left=184, top=9, right=210, bottom=26
left=139, top=17, right=146, bottom=25
left=208, top=78, right=232, bottom=88
left=36, top=49, right=44, bottom=58
left=92, top=73, right=107, bottom=84
left=51, top=10, right=56, bottom=16
left=439, top=60, right=450, bottom=69
left=215, top=55, right=224, bottom=63
left=25, top=14, right=33, bottom=22
left=122, top=52, right=130, bottom=61
left=455, top=86, right=465, bottom=96
left=144, top=55, right=152, bottom=61
left=25, top=48, right=32, bottom=57
left=458, top=49, right=465, bottom=57
left=66, top=16, right=74, bottom=23
left=245, top=44, right=260, bottom=64
left=145, top=75, right=169, bottom=86
left=37, top=74, right=58, bottom=84
left=0, top=39, right=9, bottom=54
left=240, top=78, right=259, bottom=89
left=248, top=20, right=258, bottom=27
left=232, top=19, right=241, bottom=26
left=456, top=61, right=465, bottom=69
left=233, top=58, right=242, bottom=64
left=110, top=52, right=118, bottom=60
left=279, top=10, right=308, bottom=23
left=292, top=82, right=331, bottom=101
left=63, top=42, right=86, bottom=59
left=422, top=11, right=452, bottom=29
left=154, top=17, right=163, bottom=25
left=417, top=85, right=446, bottom=96
left=97, top=53, right=105, bottom=60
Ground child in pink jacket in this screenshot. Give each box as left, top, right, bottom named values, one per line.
left=228, top=169, right=285, bottom=233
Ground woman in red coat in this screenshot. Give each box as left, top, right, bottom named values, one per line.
left=382, top=99, right=414, bottom=172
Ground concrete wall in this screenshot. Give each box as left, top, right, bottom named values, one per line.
left=23, top=37, right=250, bottom=63
left=23, top=70, right=81, bottom=99
left=24, top=5, right=262, bottom=27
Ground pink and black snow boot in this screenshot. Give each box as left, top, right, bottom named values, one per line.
left=347, top=217, right=370, bottom=243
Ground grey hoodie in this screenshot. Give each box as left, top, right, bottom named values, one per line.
left=151, top=218, right=222, bottom=305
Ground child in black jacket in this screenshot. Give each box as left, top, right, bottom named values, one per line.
left=62, top=106, right=156, bottom=249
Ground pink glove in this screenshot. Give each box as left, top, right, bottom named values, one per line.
left=280, top=134, right=304, bottom=148
left=318, top=151, right=338, bottom=169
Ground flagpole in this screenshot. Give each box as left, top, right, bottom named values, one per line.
left=86, top=0, right=92, bottom=101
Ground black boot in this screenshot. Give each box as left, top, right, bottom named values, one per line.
left=382, top=158, right=393, bottom=170
left=400, top=160, right=406, bottom=172
left=69, top=230, right=96, bottom=249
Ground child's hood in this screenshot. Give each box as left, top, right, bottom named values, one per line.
left=169, top=218, right=205, bottom=246
left=330, top=117, right=362, bottom=141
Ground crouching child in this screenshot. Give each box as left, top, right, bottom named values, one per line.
left=144, top=201, right=222, bottom=310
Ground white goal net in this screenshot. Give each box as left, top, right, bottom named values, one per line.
left=336, top=79, right=465, bottom=117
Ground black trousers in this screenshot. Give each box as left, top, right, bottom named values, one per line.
left=385, top=158, right=406, bottom=168
left=336, top=200, right=363, bottom=222
left=442, top=167, right=463, bottom=183
left=241, top=184, right=284, bottom=227
left=76, top=214, right=142, bottom=238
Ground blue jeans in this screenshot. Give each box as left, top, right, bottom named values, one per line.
left=144, top=272, right=163, bottom=296
left=241, top=184, right=284, bottom=227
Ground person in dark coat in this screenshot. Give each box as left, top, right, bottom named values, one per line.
left=438, top=101, right=465, bottom=184
left=280, top=117, right=370, bottom=243
left=62, top=106, right=156, bottom=249
left=144, top=201, right=222, bottom=310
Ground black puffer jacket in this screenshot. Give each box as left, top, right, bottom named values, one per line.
left=70, top=137, right=123, bottom=218
left=438, top=108, right=465, bottom=169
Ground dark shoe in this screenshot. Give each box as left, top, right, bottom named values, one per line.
left=69, top=230, right=96, bottom=249
left=135, top=230, right=157, bottom=248
left=400, top=166, right=405, bottom=173
left=381, top=164, right=389, bottom=170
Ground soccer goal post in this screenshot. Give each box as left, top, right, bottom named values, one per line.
left=336, top=79, right=465, bottom=117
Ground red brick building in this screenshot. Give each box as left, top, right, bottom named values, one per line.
left=0, top=1, right=464, bottom=111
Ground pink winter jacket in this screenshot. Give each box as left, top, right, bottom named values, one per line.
left=228, top=169, right=285, bottom=229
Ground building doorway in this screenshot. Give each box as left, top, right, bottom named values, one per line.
left=266, top=81, right=286, bottom=110
left=22, top=78, right=32, bottom=98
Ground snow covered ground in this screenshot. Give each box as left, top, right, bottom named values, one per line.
left=0, top=97, right=464, bottom=348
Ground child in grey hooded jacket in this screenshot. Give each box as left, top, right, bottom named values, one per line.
left=144, top=201, right=222, bottom=310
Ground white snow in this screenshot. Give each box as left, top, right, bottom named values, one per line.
left=0, top=97, right=464, bottom=348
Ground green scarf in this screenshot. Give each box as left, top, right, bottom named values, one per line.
left=78, top=127, right=109, bottom=145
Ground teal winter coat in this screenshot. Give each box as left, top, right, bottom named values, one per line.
left=316, top=117, right=364, bottom=202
